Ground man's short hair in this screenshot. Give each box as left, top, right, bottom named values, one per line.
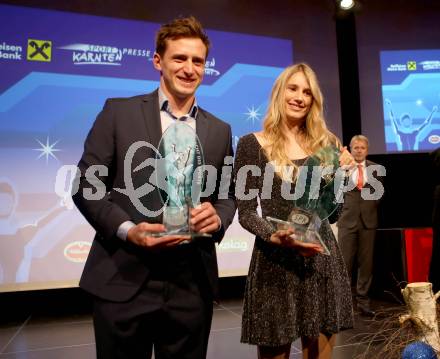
left=155, top=16, right=210, bottom=58
left=350, top=134, right=369, bottom=147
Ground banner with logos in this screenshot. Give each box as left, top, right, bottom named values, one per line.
left=0, top=4, right=293, bottom=290
left=380, top=49, right=440, bottom=152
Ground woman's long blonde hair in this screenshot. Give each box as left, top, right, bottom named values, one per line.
left=261, top=63, right=340, bottom=180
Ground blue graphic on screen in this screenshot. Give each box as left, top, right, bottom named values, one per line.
left=380, top=49, right=440, bottom=152
left=0, top=4, right=293, bottom=288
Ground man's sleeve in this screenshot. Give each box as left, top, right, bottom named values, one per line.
left=72, top=100, right=132, bottom=240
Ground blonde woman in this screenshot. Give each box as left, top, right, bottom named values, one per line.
left=234, top=63, right=354, bottom=359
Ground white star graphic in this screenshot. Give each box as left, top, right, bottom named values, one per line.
left=244, top=105, right=261, bottom=125
left=34, top=137, right=61, bottom=163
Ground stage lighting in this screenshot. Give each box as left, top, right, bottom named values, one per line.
left=339, top=0, right=355, bottom=10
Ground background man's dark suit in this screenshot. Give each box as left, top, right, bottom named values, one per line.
left=337, top=159, right=382, bottom=311
left=72, top=90, right=236, bottom=357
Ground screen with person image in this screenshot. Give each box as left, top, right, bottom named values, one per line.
left=380, top=49, right=440, bottom=153
left=0, top=3, right=294, bottom=291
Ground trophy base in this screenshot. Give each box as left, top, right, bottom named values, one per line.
left=266, top=216, right=330, bottom=255
left=150, top=205, right=212, bottom=242
left=148, top=231, right=212, bottom=239
left=145, top=230, right=211, bottom=245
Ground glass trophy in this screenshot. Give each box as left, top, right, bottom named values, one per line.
left=266, top=146, right=345, bottom=255
left=151, top=121, right=211, bottom=239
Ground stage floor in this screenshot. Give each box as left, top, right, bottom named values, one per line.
left=0, top=292, right=406, bottom=359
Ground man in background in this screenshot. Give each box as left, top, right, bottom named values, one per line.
left=338, top=135, right=383, bottom=317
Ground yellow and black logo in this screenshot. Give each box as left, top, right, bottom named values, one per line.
left=27, top=39, right=52, bottom=62
left=407, top=61, right=417, bottom=71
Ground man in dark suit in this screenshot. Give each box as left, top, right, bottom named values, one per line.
left=72, top=16, right=236, bottom=359
left=337, top=135, right=383, bottom=317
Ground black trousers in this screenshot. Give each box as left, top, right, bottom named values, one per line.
left=338, top=224, right=376, bottom=305
left=93, top=246, right=213, bottom=359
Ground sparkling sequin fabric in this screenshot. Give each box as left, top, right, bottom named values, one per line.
left=235, top=134, right=354, bottom=346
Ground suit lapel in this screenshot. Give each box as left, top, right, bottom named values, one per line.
left=140, top=90, right=162, bottom=149
left=196, top=109, right=209, bottom=153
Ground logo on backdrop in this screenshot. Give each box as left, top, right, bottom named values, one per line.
left=204, top=57, right=220, bottom=76
left=218, top=238, right=249, bottom=252
left=407, top=61, right=417, bottom=71
left=419, top=61, right=440, bottom=71
left=0, top=42, right=23, bottom=61
left=428, top=134, right=440, bottom=145
left=63, top=241, right=91, bottom=263
left=386, top=63, right=407, bottom=72
left=27, top=39, right=52, bottom=62
left=58, top=43, right=152, bottom=66
left=386, top=60, right=440, bottom=72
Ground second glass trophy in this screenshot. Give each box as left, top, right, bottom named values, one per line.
left=266, top=146, right=345, bottom=255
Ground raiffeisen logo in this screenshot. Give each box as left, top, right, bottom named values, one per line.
left=27, top=39, right=52, bottom=62
left=407, top=60, right=416, bottom=71
left=59, top=43, right=123, bottom=66
left=205, top=57, right=220, bottom=76
left=386, top=63, right=407, bottom=72
left=0, top=41, right=23, bottom=61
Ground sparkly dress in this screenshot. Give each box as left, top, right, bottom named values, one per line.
left=235, top=134, right=354, bottom=346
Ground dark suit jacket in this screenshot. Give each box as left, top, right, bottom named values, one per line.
left=337, top=160, right=383, bottom=230
left=72, top=90, right=236, bottom=302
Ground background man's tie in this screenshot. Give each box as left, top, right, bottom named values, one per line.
left=357, top=164, right=364, bottom=190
